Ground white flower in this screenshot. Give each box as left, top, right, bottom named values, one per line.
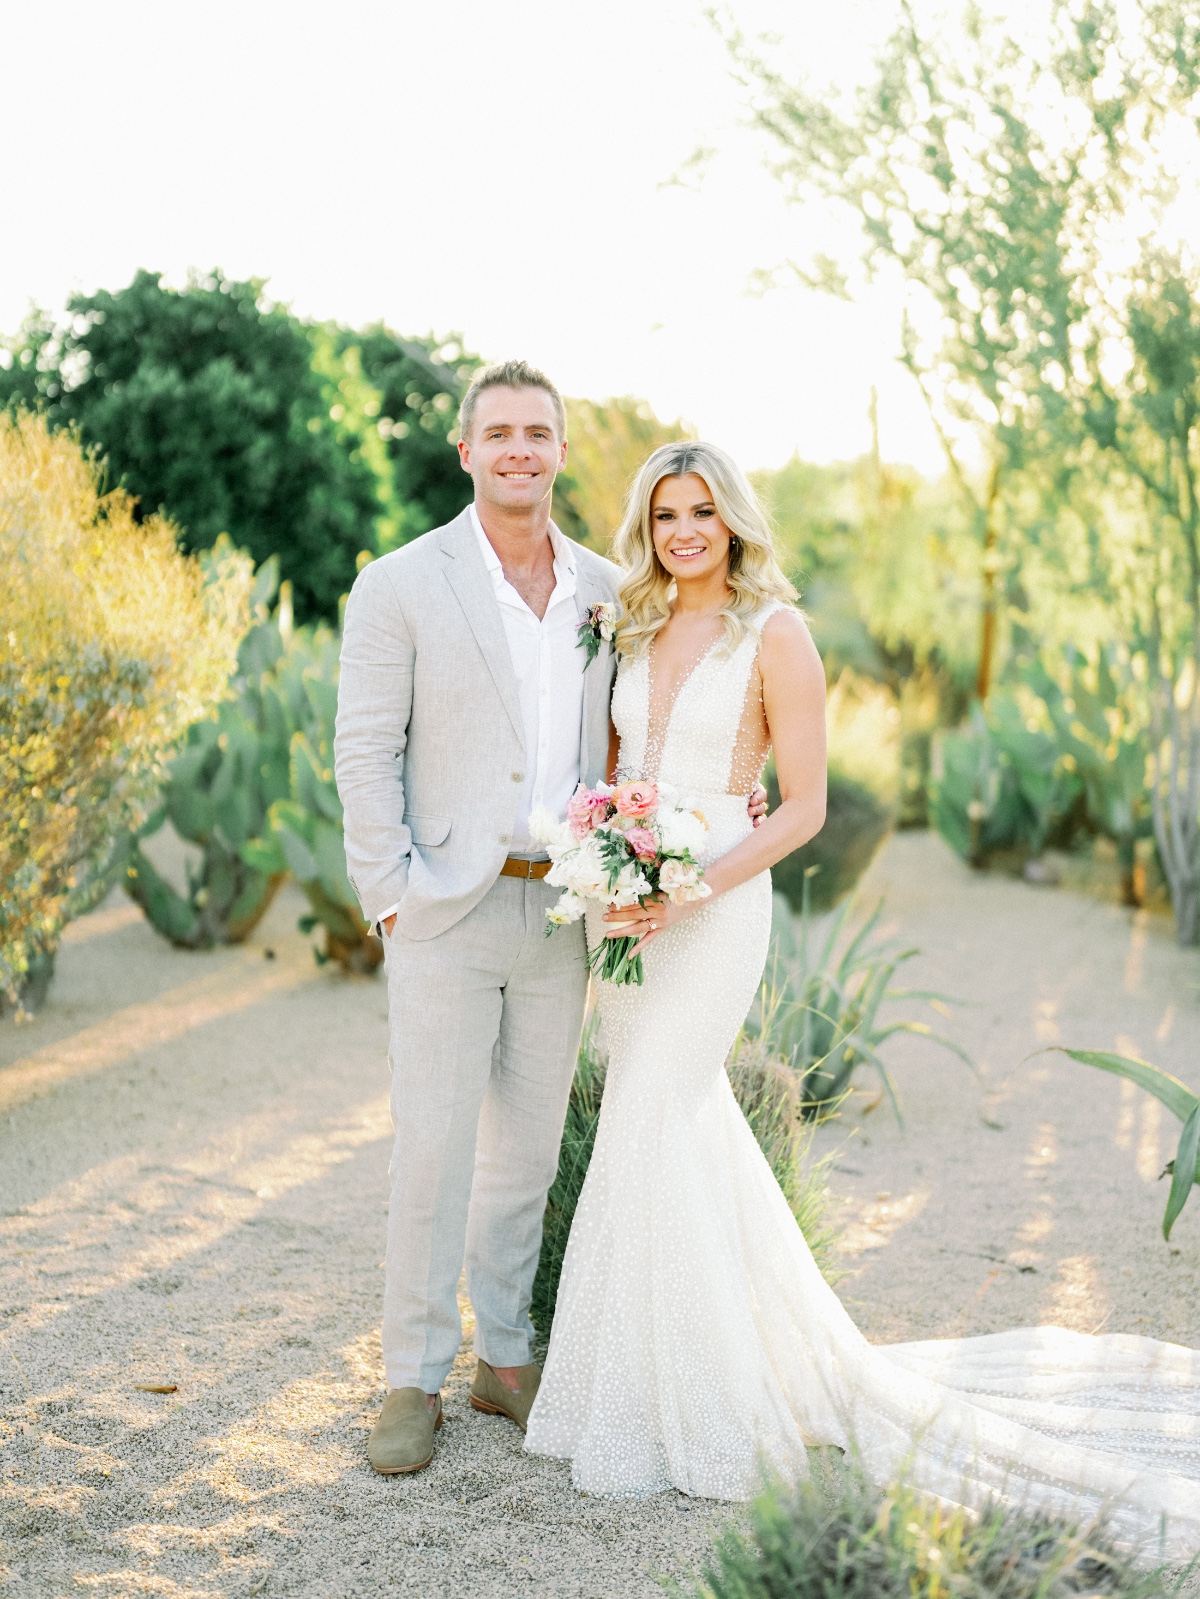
left=593, top=602, right=617, bottom=641
left=608, top=861, right=652, bottom=908
left=546, top=891, right=586, bottom=926
left=658, top=857, right=711, bottom=903
left=548, top=834, right=610, bottom=899
left=529, top=806, right=575, bottom=854
left=656, top=805, right=707, bottom=859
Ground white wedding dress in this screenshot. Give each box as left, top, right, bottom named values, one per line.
left=524, top=603, right=1200, bottom=1558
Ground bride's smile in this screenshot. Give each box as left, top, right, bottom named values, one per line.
left=650, top=473, right=732, bottom=588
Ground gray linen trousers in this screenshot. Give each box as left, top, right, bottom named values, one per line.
left=334, top=508, right=619, bottom=1391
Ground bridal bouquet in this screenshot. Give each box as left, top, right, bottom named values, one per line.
left=530, top=780, right=710, bottom=986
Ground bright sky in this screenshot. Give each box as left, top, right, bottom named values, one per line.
left=2, top=1, right=949, bottom=473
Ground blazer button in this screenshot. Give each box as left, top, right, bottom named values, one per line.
left=511, top=772, right=524, bottom=783
left=499, top=834, right=509, bottom=844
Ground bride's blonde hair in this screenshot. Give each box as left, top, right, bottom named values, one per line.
left=611, top=441, right=797, bottom=655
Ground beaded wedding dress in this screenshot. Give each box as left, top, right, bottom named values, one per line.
left=524, top=603, right=1200, bottom=1558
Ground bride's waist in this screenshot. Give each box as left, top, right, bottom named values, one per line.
left=685, top=793, right=754, bottom=864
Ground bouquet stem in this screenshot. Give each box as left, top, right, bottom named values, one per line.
left=588, top=934, right=644, bottom=987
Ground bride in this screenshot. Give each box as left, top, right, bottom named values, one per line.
left=524, top=440, right=1200, bottom=1558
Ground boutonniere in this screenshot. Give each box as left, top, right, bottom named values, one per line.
left=576, top=602, right=618, bottom=666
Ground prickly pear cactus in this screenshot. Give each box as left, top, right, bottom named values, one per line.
left=245, top=637, right=383, bottom=974
left=126, top=555, right=291, bottom=948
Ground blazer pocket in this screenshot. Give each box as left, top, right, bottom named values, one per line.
left=404, top=812, right=451, bottom=846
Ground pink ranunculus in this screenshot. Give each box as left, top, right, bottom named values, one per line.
left=612, top=780, right=659, bottom=820
left=625, top=825, right=658, bottom=861
left=566, top=783, right=612, bottom=839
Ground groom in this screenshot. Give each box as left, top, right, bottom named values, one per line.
left=335, top=360, right=620, bottom=1473
left=336, top=360, right=764, bottom=1474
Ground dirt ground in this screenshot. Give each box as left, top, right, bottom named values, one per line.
left=2, top=829, right=1199, bottom=1597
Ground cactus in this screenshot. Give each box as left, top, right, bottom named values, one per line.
left=126, top=552, right=293, bottom=948
left=244, top=632, right=383, bottom=974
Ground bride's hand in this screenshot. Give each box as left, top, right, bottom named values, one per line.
left=602, top=895, right=700, bottom=956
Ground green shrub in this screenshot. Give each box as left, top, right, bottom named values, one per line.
left=932, top=697, right=1084, bottom=869
left=749, top=892, right=971, bottom=1122
left=770, top=766, right=893, bottom=914
left=0, top=413, right=247, bottom=1011
left=681, top=1456, right=1174, bottom=1599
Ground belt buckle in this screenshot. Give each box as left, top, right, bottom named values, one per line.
left=525, top=859, right=537, bottom=880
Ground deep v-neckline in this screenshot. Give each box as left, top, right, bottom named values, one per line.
left=643, top=625, right=725, bottom=779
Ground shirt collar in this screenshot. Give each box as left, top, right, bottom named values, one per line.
left=470, top=503, right=577, bottom=596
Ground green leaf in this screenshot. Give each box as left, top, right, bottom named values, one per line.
left=1055, top=1049, right=1199, bottom=1125
left=1164, top=1103, right=1200, bottom=1241
left=274, top=822, right=318, bottom=883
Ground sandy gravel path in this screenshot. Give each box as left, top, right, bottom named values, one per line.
left=2, top=829, right=1198, bottom=1596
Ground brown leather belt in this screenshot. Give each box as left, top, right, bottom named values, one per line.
left=499, top=855, right=553, bottom=881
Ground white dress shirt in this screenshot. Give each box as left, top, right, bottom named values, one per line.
left=470, top=504, right=585, bottom=854
left=374, top=508, right=586, bottom=931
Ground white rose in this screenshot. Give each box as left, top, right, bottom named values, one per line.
left=658, top=857, right=711, bottom=903
left=546, top=891, right=586, bottom=927
left=549, top=834, right=610, bottom=899
left=656, top=805, right=706, bottom=859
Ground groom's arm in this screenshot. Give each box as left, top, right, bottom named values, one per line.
left=334, top=560, right=416, bottom=931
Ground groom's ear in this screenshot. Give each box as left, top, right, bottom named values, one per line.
left=457, top=436, right=473, bottom=473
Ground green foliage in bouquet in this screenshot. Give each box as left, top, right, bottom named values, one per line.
left=244, top=629, right=383, bottom=973
left=677, top=1454, right=1175, bottom=1599
left=1054, top=1049, right=1200, bottom=1242
left=0, top=414, right=247, bottom=1012
left=747, top=889, right=971, bottom=1122
left=931, top=697, right=1084, bottom=869
left=125, top=548, right=293, bottom=947
left=530, top=1008, right=840, bottom=1335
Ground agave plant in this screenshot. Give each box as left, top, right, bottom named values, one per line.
left=1053, top=1049, right=1200, bottom=1240
left=747, top=878, right=972, bottom=1121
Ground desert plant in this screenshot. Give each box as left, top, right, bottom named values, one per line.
left=530, top=1008, right=840, bottom=1334
left=0, top=413, right=247, bottom=1011
left=1053, top=1050, right=1200, bottom=1242
left=530, top=1013, right=607, bottom=1335
left=932, top=698, right=1084, bottom=870
left=679, top=1454, right=1175, bottom=1599
left=770, top=767, right=893, bottom=915
left=244, top=626, right=383, bottom=973
left=125, top=549, right=293, bottom=947
left=1023, top=648, right=1152, bottom=906
left=749, top=890, right=971, bottom=1122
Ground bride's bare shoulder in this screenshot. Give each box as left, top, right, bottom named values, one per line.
left=759, top=606, right=823, bottom=688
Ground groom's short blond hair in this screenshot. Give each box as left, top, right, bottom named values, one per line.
left=459, top=360, right=566, bottom=441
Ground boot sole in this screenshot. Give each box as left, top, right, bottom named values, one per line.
left=371, top=1408, right=443, bottom=1474
left=469, top=1394, right=527, bottom=1433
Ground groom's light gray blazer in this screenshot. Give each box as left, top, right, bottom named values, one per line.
left=334, top=507, right=620, bottom=941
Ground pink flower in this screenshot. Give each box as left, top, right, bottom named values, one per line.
left=625, top=825, right=658, bottom=861
left=566, top=784, right=612, bottom=839
left=612, top=780, right=658, bottom=820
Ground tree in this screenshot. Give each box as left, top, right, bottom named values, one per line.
left=339, top=327, right=482, bottom=544
left=0, top=271, right=388, bottom=620
left=0, top=412, right=248, bottom=1010
left=553, top=396, right=692, bottom=550
left=720, top=0, right=1200, bottom=938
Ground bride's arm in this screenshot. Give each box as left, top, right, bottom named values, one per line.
left=607, top=719, right=620, bottom=784
left=605, top=608, right=826, bottom=949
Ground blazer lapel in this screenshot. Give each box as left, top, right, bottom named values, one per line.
left=573, top=560, right=614, bottom=781
left=438, top=512, right=525, bottom=751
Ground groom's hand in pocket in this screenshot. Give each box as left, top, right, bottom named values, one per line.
left=748, top=783, right=768, bottom=827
